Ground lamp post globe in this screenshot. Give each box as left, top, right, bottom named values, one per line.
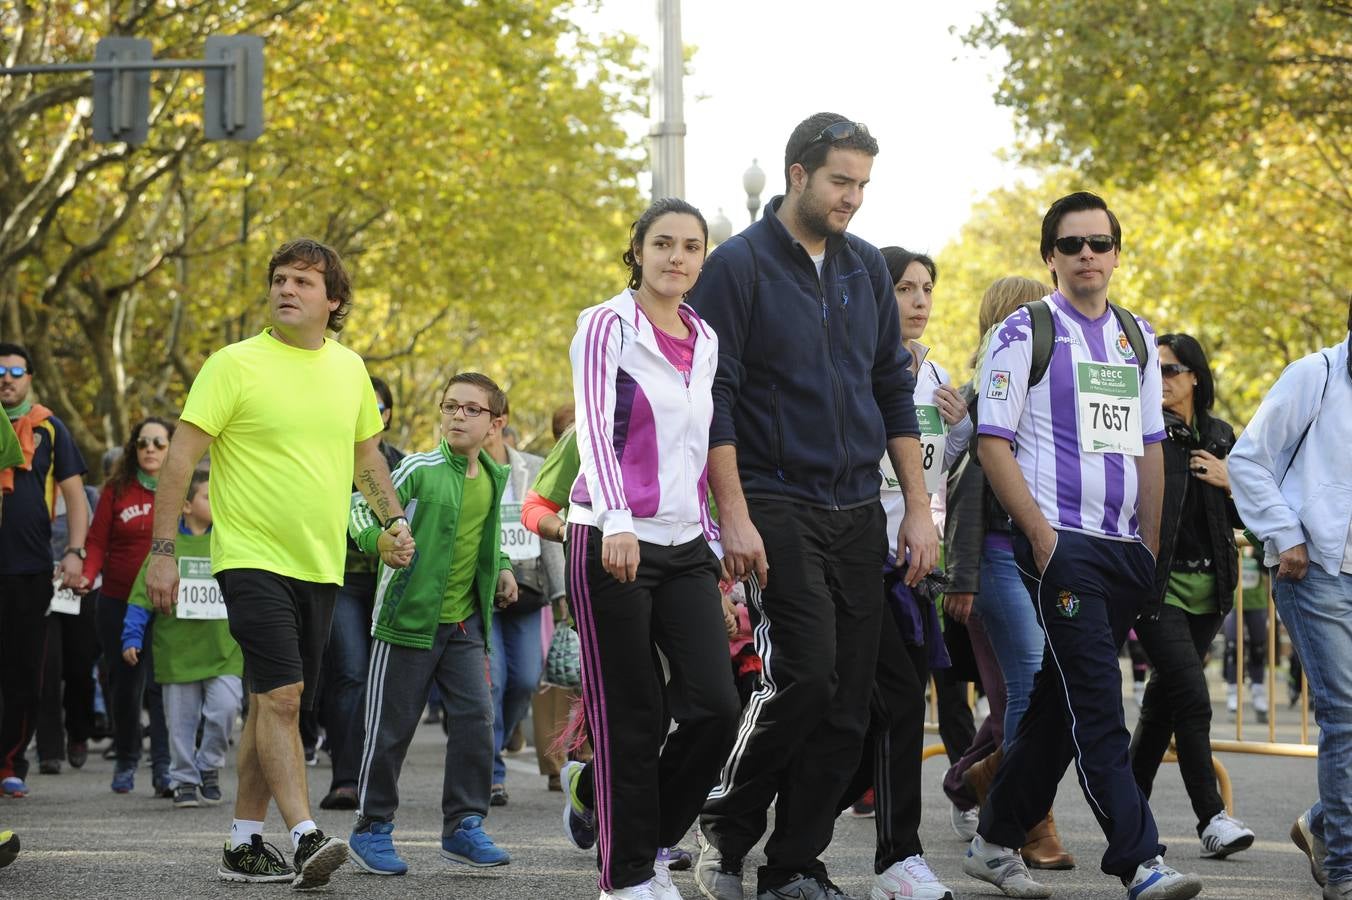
left=743, top=159, right=766, bottom=225
left=708, top=208, right=733, bottom=246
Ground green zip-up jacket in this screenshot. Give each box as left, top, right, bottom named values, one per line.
left=350, top=439, right=511, bottom=650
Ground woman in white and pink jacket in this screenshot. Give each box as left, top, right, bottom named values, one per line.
left=560, top=198, right=741, bottom=900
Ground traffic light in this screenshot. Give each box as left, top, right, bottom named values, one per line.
left=203, top=35, right=263, bottom=141
left=92, top=37, right=152, bottom=145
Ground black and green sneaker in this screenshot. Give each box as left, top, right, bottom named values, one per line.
left=218, top=834, right=295, bottom=883
left=291, top=829, right=348, bottom=890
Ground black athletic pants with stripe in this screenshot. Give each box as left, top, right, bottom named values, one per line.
left=978, top=528, right=1164, bottom=879
left=700, top=500, right=886, bottom=892
left=837, top=594, right=930, bottom=873
left=567, top=525, right=740, bottom=893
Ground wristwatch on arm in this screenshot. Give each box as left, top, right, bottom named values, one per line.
left=63, top=546, right=87, bottom=561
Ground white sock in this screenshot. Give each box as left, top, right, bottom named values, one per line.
left=291, top=819, right=317, bottom=850
left=230, top=819, right=266, bottom=849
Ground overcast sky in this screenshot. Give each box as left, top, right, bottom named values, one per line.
left=574, top=0, right=1032, bottom=252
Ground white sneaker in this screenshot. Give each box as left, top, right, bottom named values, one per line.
left=1292, top=809, right=1329, bottom=887
left=962, top=835, right=1051, bottom=898
left=950, top=803, right=979, bottom=841
left=1200, top=811, right=1255, bottom=858
left=870, top=855, right=953, bottom=900
left=603, top=881, right=659, bottom=900
left=1252, top=682, right=1269, bottom=721
left=653, top=848, right=684, bottom=900
left=1126, top=856, right=1202, bottom=900
left=1225, top=684, right=1238, bottom=714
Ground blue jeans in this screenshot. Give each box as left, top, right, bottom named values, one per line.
left=974, top=543, right=1045, bottom=749
left=489, top=608, right=545, bottom=784
left=1274, top=565, right=1352, bottom=886
left=320, top=574, right=375, bottom=791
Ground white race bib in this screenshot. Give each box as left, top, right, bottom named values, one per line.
left=1075, top=362, right=1143, bottom=456
left=50, top=576, right=81, bottom=616
left=916, top=404, right=948, bottom=495
left=499, top=501, right=540, bottom=561
left=176, top=557, right=227, bottom=620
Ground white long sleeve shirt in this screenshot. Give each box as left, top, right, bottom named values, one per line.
left=1230, top=335, right=1352, bottom=576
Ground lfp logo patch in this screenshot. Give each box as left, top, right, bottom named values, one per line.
left=1055, top=590, right=1080, bottom=618
left=987, top=370, right=1011, bottom=400
left=1116, top=331, right=1136, bottom=360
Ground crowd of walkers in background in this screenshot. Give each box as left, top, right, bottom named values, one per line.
left=0, top=110, right=1349, bottom=900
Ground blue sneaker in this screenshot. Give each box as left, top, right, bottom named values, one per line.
left=561, top=760, right=596, bottom=850
left=110, top=767, right=134, bottom=794
left=440, top=815, right=510, bottom=867
left=348, top=821, right=408, bottom=876
left=0, top=777, right=27, bottom=798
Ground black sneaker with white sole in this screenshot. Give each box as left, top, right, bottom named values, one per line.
left=200, top=769, right=223, bottom=806
left=292, top=829, right=348, bottom=890
left=218, top=834, right=295, bottom=883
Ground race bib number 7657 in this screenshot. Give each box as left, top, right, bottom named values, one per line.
left=1075, top=362, right=1143, bottom=456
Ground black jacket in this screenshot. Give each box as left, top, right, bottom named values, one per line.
left=1150, top=410, right=1242, bottom=619
left=943, top=383, right=1010, bottom=594
left=688, top=196, right=918, bottom=509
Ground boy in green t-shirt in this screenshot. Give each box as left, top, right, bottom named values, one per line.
left=124, top=469, right=244, bottom=810
left=347, top=373, right=518, bottom=876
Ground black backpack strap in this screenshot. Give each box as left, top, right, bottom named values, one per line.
left=1024, top=299, right=1054, bottom=386
left=1028, top=299, right=1150, bottom=386
left=1109, top=303, right=1149, bottom=381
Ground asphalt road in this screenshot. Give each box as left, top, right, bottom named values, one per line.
left=0, top=700, right=1325, bottom=899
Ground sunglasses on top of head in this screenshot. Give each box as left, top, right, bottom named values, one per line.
left=806, top=120, right=870, bottom=150
left=1053, top=234, right=1116, bottom=255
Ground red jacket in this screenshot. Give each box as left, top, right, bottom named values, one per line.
left=83, top=480, right=155, bottom=600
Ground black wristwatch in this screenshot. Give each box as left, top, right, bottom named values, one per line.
left=383, top=515, right=409, bottom=532
left=64, top=546, right=87, bottom=561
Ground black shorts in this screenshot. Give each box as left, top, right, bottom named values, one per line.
left=217, top=568, right=336, bottom=708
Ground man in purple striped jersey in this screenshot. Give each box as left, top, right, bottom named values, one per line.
left=962, top=192, right=1203, bottom=900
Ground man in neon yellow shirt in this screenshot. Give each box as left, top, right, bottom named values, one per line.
left=146, top=239, right=414, bottom=890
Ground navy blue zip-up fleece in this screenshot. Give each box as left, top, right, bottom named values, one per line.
left=687, top=195, right=919, bottom=510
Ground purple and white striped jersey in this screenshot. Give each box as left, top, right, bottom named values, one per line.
left=976, top=291, right=1166, bottom=542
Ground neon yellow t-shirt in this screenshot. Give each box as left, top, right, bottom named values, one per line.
left=180, top=329, right=382, bottom=584
left=0, top=414, right=24, bottom=474
left=441, top=466, right=492, bottom=623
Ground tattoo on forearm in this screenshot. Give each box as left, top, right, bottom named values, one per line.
left=358, top=466, right=393, bottom=521
left=150, top=538, right=176, bottom=557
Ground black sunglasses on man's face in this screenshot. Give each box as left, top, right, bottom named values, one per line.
left=1053, top=234, right=1116, bottom=255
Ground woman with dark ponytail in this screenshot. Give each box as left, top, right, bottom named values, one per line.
left=560, top=198, right=740, bottom=900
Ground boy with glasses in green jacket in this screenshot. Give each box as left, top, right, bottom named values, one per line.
left=346, top=373, right=518, bottom=876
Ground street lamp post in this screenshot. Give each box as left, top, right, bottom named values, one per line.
left=743, top=159, right=766, bottom=225
left=708, top=208, right=733, bottom=246
left=651, top=0, right=686, bottom=199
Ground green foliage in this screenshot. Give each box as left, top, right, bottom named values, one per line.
left=1, top=0, right=645, bottom=471
left=966, top=0, right=1352, bottom=186
left=942, top=1, right=1352, bottom=429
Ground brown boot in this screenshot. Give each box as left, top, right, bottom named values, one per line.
left=1021, top=810, right=1075, bottom=870
left=961, top=747, right=1003, bottom=806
